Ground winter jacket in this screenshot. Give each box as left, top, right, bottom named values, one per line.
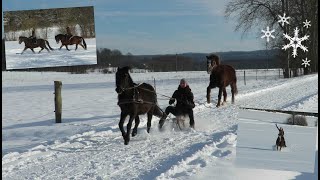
left=169, top=85, right=195, bottom=110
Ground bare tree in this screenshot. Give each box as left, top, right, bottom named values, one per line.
left=225, top=0, right=318, bottom=77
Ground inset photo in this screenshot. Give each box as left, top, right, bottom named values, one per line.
left=236, top=109, right=318, bottom=173
left=3, top=6, right=97, bottom=70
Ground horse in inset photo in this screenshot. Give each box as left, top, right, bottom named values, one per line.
left=55, top=34, right=87, bottom=51
left=18, top=36, right=54, bottom=54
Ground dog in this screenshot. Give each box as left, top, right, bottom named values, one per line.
left=275, top=124, right=287, bottom=151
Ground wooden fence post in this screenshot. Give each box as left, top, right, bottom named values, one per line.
left=244, top=71, right=246, bottom=85
left=54, top=81, right=62, bottom=123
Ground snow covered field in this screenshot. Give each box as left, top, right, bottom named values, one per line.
left=5, top=38, right=97, bottom=70
left=4, top=26, right=97, bottom=70
left=2, top=70, right=318, bottom=179
left=237, top=110, right=317, bottom=172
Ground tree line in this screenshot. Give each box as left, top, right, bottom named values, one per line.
left=225, top=0, right=318, bottom=77
left=3, top=6, right=95, bottom=40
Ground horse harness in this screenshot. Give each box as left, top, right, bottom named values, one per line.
left=117, top=84, right=157, bottom=106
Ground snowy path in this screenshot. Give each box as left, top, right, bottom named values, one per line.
left=2, top=73, right=318, bottom=180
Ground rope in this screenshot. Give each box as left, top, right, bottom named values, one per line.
left=121, top=84, right=173, bottom=100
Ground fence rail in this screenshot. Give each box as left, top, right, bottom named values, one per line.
left=240, top=107, right=318, bottom=117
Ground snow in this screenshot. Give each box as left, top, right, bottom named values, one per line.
left=282, top=27, right=309, bottom=58
left=4, top=26, right=97, bottom=70
left=236, top=117, right=317, bottom=172
left=278, top=13, right=291, bottom=27
left=261, top=26, right=275, bottom=42
left=2, top=70, right=318, bottom=180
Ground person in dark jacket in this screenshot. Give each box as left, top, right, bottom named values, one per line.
left=29, top=28, right=37, bottom=44
left=159, top=79, right=195, bottom=129
left=65, top=26, right=73, bottom=41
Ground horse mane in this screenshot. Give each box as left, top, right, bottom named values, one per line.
left=119, top=66, right=134, bottom=86
left=19, top=36, right=27, bottom=39
left=206, top=54, right=221, bottom=66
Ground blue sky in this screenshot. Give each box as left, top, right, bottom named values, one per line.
left=2, top=0, right=265, bottom=55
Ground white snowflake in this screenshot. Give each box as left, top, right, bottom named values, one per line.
left=278, top=13, right=290, bottom=26
left=303, top=19, right=311, bottom=28
left=282, top=27, right=309, bottom=58
left=301, top=57, right=311, bottom=68
left=261, top=26, right=275, bottom=42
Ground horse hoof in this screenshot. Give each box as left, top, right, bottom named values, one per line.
left=159, top=120, right=165, bottom=129
left=124, top=141, right=129, bottom=145
left=132, top=131, right=137, bottom=137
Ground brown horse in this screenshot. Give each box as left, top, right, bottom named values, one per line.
left=18, top=36, right=54, bottom=54
left=115, top=66, right=167, bottom=145
left=206, top=54, right=238, bottom=107
left=55, top=34, right=87, bottom=51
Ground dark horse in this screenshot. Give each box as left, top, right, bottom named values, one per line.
left=206, top=54, right=238, bottom=107
left=115, top=66, right=167, bottom=145
left=18, top=36, right=54, bottom=54
left=55, top=34, right=87, bottom=51
left=275, top=124, right=287, bottom=151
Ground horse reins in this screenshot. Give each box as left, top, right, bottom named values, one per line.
left=117, top=84, right=173, bottom=107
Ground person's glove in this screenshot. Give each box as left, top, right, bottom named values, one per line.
left=169, top=98, right=175, bottom=105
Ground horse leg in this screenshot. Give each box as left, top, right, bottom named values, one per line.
left=124, top=115, right=135, bottom=145
left=79, top=44, right=85, bottom=49
left=206, top=86, right=212, bottom=103
left=21, top=47, right=28, bottom=54
left=59, top=44, right=63, bottom=50
left=147, top=111, right=153, bottom=133
left=132, top=116, right=140, bottom=137
left=153, top=105, right=167, bottom=129
left=118, top=112, right=127, bottom=138
left=216, top=87, right=222, bottom=107
left=44, top=46, right=50, bottom=52
left=75, top=44, right=78, bottom=51
left=231, top=83, right=235, bottom=104
left=222, top=87, right=227, bottom=105
left=38, top=48, right=44, bottom=53
left=31, top=48, right=35, bottom=53
left=65, top=45, right=70, bottom=51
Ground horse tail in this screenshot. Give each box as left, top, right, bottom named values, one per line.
left=234, top=82, right=238, bottom=95
left=81, top=37, right=87, bottom=50
left=232, top=75, right=238, bottom=95
left=45, top=40, right=54, bottom=50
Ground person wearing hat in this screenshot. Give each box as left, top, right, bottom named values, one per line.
left=159, top=78, right=196, bottom=129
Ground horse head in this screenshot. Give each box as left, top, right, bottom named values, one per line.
left=18, top=36, right=26, bottom=44
left=206, top=54, right=220, bottom=74
left=55, top=34, right=62, bottom=44
left=115, top=66, right=133, bottom=94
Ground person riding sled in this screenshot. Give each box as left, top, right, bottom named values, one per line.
left=159, top=78, right=196, bottom=129
left=29, top=28, right=37, bottom=44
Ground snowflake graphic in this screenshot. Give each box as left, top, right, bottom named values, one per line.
left=303, top=19, right=311, bottom=28
left=282, top=27, right=309, bottom=58
left=278, top=13, right=290, bottom=26
left=301, top=57, right=311, bottom=68
left=261, top=26, right=275, bottom=42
